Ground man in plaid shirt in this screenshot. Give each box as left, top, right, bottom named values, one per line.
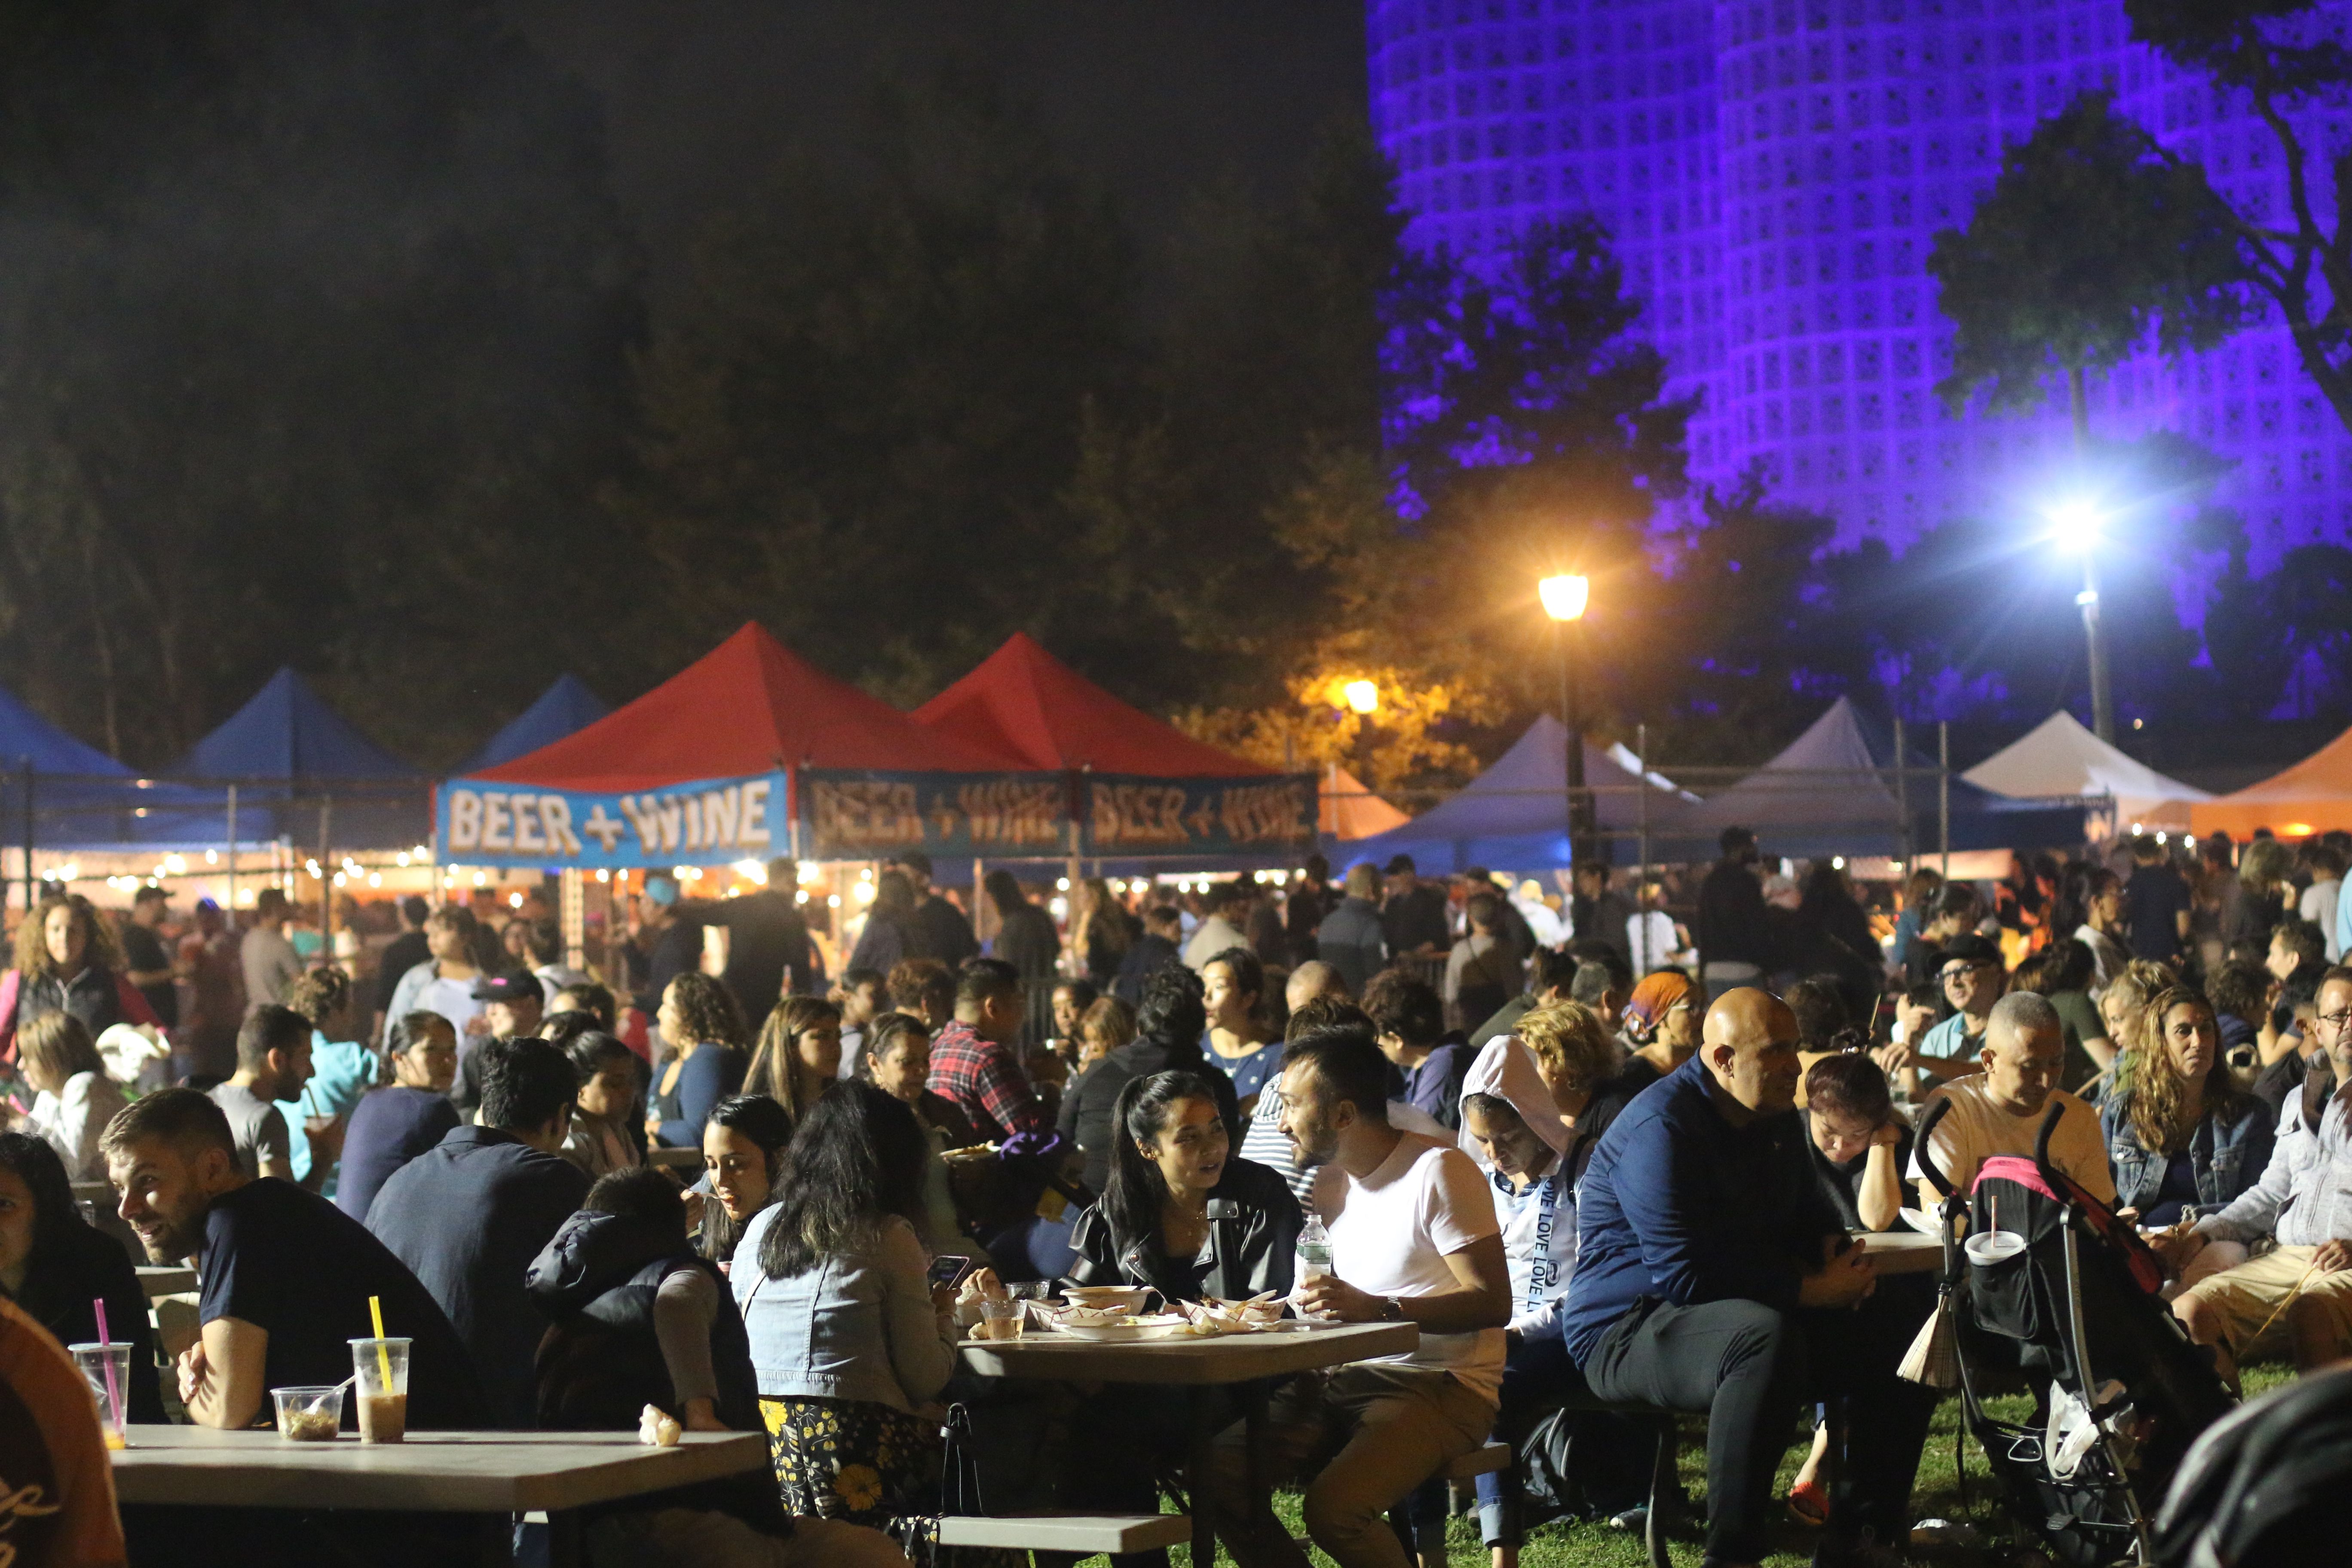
left=925, top=957, right=1050, bottom=1141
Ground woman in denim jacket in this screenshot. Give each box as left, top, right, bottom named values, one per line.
left=2102, top=987, right=2273, bottom=1288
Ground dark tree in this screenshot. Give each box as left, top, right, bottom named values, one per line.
left=0, top=0, right=641, bottom=767
left=2126, top=0, right=2352, bottom=435
left=1929, top=89, right=2248, bottom=442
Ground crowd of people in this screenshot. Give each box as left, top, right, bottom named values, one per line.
left=0, top=826, right=2348, bottom=1568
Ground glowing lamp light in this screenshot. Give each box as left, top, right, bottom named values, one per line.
left=2046, top=498, right=2101, bottom=553
left=733, top=858, right=766, bottom=883
left=1538, top=573, right=1590, bottom=622
left=2284, top=822, right=2316, bottom=837
left=508, top=891, right=524, bottom=908
left=1342, top=680, right=1379, bottom=715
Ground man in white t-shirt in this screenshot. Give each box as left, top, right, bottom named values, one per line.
left=1909, top=990, right=2115, bottom=1207
left=1205, top=1022, right=1509, bottom=1568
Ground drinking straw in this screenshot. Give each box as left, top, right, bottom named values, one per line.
left=367, top=1295, right=392, bottom=1390
left=92, top=1297, right=123, bottom=1432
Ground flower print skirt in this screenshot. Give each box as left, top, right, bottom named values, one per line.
left=760, top=1395, right=940, bottom=1539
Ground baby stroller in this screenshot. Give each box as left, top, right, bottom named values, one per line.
left=1914, top=1100, right=2234, bottom=1567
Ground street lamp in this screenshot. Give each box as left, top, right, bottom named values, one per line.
left=1539, top=574, right=1594, bottom=850
left=1342, top=680, right=1379, bottom=716
left=2046, top=499, right=2115, bottom=744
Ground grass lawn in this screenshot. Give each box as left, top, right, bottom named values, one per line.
left=1137, top=1366, right=2291, bottom=1568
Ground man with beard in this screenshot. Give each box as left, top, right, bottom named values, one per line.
left=1203, top=1021, right=1508, bottom=1568
left=1563, top=990, right=1926, bottom=1568
left=101, top=1090, right=476, bottom=1435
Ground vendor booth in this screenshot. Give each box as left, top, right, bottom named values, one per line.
left=167, top=667, right=431, bottom=852
left=1963, top=709, right=2207, bottom=833
left=2190, top=722, right=2352, bottom=839
left=1664, top=698, right=2087, bottom=861
left=1335, top=714, right=1696, bottom=873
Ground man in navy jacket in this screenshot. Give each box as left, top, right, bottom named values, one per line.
left=1562, top=989, right=1929, bottom=1568
left=368, top=1037, right=589, bottom=1428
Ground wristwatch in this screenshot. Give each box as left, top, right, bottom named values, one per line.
left=1378, top=1296, right=1406, bottom=1322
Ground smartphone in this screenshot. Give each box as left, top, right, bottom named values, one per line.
left=925, top=1254, right=978, bottom=1290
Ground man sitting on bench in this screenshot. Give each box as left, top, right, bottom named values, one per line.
left=1561, top=989, right=1929, bottom=1568
left=1205, top=1020, right=1511, bottom=1568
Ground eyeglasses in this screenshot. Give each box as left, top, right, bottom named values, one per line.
left=1939, top=964, right=1991, bottom=983
left=2317, top=1009, right=2352, bottom=1032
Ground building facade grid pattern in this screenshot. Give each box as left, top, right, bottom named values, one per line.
left=1367, top=0, right=2352, bottom=561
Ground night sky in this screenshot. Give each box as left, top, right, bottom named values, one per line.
left=505, top=0, right=1370, bottom=304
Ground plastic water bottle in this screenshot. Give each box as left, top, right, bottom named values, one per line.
left=1297, top=1215, right=1332, bottom=1283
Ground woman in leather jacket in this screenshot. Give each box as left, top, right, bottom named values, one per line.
left=1067, top=1068, right=1302, bottom=1303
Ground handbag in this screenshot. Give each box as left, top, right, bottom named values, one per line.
left=899, top=1403, right=990, bottom=1566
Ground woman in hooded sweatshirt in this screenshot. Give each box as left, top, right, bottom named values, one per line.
left=1435, top=1006, right=1647, bottom=1565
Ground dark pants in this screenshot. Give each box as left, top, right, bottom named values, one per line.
left=1585, top=1294, right=1935, bottom=1562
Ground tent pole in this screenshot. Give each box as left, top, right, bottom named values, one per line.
left=1635, top=722, right=1650, bottom=973
left=560, top=867, right=585, bottom=972
left=18, top=758, right=31, bottom=911
left=1939, top=723, right=1951, bottom=875
left=318, top=795, right=333, bottom=961
left=1894, top=717, right=1911, bottom=870
left=226, top=785, right=238, bottom=917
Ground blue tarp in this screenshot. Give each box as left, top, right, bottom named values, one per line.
left=1332, top=715, right=1696, bottom=873
left=166, top=668, right=428, bottom=848
left=0, top=682, right=228, bottom=849
left=1660, top=697, right=2087, bottom=860
left=459, top=675, right=610, bottom=773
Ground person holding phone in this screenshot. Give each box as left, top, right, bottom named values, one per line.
left=733, top=1082, right=974, bottom=1540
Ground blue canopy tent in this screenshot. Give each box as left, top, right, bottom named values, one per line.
left=458, top=675, right=609, bottom=773
left=1332, top=715, right=1697, bottom=873
left=1657, top=697, right=2087, bottom=861
left=0, top=681, right=225, bottom=854
left=166, top=668, right=429, bottom=850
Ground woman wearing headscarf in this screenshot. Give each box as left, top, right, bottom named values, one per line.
left=1617, top=970, right=1701, bottom=1092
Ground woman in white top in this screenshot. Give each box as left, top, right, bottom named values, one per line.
left=15, top=1012, right=126, bottom=1183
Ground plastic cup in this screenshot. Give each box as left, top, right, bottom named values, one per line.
left=1964, top=1230, right=2028, bottom=1267
left=977, top=1298, right=1025, bottom=1340
left=67, top=1342, right=129, bottom=1450
left=271, top=1384, right=345, bottom=1441
left=349, top=1337, right=411, bottom=1443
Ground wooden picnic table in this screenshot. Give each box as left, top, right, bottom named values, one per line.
left=1854, top=1228, right=1945, bottom=1276
left=961, top=1319, right=1418, bottom=1565
left=109, top=1427, right=764, bottom=1567
left=645, top=1146, right=703, bottom=1172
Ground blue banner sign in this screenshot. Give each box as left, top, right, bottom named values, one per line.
left=437, top=771, right=788, bottom=869
left=797, top=769, right=1067, bottom=861
left=1082, top=773, right=1318, bottom=858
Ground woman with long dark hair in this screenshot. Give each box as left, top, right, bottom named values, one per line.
left=0, top=1131, right=163, bottom=1421
left=1057, top=966, right=1240, bottom=1196
left=1064, top=1072, right=1301, bottom=1565
left=337, top=1011, right=463, bottom=1221
left=732, top=1081, right=964, bottom=1540
left=846, top=870, right=922, bottom=975
left=699, top=1093, right=796, bottom=1267
left=647, top=972, right=749, bottom=1149
left=1070, top=1069, right=1302, bottom=1302
left=558, top=1029, right=647, bottom=1181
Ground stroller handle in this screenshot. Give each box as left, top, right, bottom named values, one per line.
left=1914, top=1096, right=1955, bottom=1198
left=2034, top=1100, right=2064, bottom=1175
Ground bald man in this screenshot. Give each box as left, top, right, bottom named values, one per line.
left=1561, top=990, right=1931, bottom=1568
left=1908, top=990, right=2115, bottom=1210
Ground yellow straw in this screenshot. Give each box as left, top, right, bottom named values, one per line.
left=368, top=1295, right=392, bottom=1389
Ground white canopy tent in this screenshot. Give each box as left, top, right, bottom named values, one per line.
left=1961, top=710, right=2209, bottom=832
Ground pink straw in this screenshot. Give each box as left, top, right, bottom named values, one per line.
left=92, top=1297, right=122, bottom=1431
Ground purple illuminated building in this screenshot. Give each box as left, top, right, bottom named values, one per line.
left=1366, top=1, right=2352, bottom=561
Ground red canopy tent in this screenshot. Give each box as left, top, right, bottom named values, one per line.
left=913, top=632, right=1268, bottom=776
left=475, top=622, right=1026, bottom=790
